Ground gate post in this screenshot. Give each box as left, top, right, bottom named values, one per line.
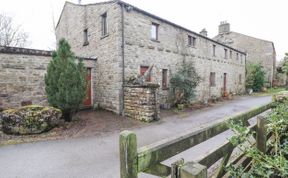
left=179, top=162, right=207, bottom=178
left=256, top=116, right=267, bottom=153
left=120, top=130, right=138, bottom=178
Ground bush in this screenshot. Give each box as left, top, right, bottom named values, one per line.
left=45, top=39, right=87, bottom=122
left=169, top=61, right=201, bottom=105
left=227, top=100, right=288, bottom=177
left=246, top=63, right=265, bottom=92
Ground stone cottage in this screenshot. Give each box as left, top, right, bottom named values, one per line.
left=213, top=22, right=276, bottom=87
left=56, top=0, right=246, bottom=116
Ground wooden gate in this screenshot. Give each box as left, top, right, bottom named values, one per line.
left=119, top=102, right=274, bottom=178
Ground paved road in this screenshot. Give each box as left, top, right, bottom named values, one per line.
left=0, top=96, right=272, bottom=178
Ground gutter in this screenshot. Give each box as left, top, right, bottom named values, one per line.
left=120, top=3, right=125, bottom=116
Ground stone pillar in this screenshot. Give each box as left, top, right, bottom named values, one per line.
left=124, top=84, right=160, bottom=122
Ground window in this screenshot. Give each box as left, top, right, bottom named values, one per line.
left=101, top=12, right=108, bottom=36
left=140, top=66, right=151, bottom=82
left=236, top=53, right=239, bottom=60
left=224, top=49, right=228, bottom=59
left=210, top=72, right=216, bottom=87
left=240, top=54, right=243, bottom=64
left=188, top=35, right=196, bottom=47
left=162, top=69, right=168, bottom=89
left=83, top=29, right=88, bottom=45
left=213, top=45, right=216, bottom=56
left=230, top=50, right=232, bottom=59
left=239, top=74, right=242, bottom=84
left=151, top=23, right=159, bottom=41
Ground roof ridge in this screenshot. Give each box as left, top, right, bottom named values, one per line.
left=57, top=0, right=246, bottom=54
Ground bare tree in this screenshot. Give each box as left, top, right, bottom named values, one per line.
left=0, top=13, right=29, bottom=47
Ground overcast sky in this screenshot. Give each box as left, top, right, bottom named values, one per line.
left=0, top=0, right=287, bottom=60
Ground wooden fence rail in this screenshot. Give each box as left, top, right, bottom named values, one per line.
left=119, top=102, right=274, bottom=178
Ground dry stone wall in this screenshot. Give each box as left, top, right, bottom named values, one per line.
left=124, top=84, right=160, bottom=122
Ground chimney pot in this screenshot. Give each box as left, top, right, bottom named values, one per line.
left=219, top=21, right=230, bottom=34
left=200, top=28, right=208, bottom=37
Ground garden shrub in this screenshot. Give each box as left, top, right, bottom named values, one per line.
left=169, top=61, right=201, bottom=105
left=246, top=63, right=265, bottom=92
left=45, top=39, right=87, bottom=122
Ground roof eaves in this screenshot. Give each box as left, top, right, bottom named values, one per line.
left=56, top=1, right=116, bottom=29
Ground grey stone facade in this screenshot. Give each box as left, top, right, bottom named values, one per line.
left=213, top=22, right=276, bottom=86
left=56, top=1, right=246, bottom=114
left=0, top=46, right=96, bottom=110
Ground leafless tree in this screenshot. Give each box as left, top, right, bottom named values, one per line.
left=0, top=13, right=29, bottom=47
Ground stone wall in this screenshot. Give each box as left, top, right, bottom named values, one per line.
left=124, top=84, right=160, bottom=122
left=0, top=46, right=96, bottom=110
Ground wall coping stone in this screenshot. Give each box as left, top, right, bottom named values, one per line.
left=124, top=83, right=160, bottom=88
left=0, top=46, right=97, bottom=60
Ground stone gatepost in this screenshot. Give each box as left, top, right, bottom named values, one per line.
left=124, top=84, right=160, bottom=122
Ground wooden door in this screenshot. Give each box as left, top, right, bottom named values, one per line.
left=223, top=73, right=227, bottom=94
left=83, top=68, right=92, bottom=107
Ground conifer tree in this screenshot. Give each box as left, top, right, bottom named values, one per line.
left=45, top=39, right=86, bottom=121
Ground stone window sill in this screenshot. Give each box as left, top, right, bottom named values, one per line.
left=162, top=87, right=169, bottom=90
left=188, top=45, right=196, bottom=48
left=83, top=41, right=89, bottom=46
left=101, top=34, right=109, bottom=39
left=151, top=39, right=160, bottom=43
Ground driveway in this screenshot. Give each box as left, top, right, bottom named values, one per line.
left=0, top=96, right=272, bottom=178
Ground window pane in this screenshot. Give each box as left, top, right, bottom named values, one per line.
left=101, top=13, right=107, bottom=36
left=83, top=29, right=88, bottom=45
left=188, top=35, right=192, bottom=45
left=162, top=69, right=168, bottom=89
left=210, top=72, right=216, bottom=86
left=192, top=37, right=196, bottom=46
left=140, top=66, right=151, bottom=82
left=151, top=24, right=158, bottom=40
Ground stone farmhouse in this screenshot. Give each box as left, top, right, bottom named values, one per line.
left=213, top=22, right=276, bottom=87
left=55, top=0, right=246, bottom=115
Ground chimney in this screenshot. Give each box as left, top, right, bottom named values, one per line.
left=200, top=28, right=208, bottom=37
left=218, top=21, right=230, bottom=34
left=78, top=0, right=82, bottom=4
